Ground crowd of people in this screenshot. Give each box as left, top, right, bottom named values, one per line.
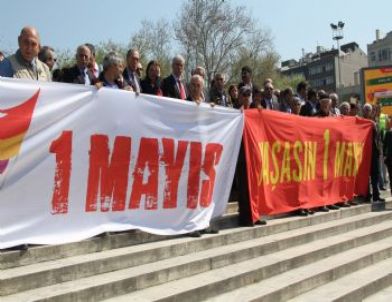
left=1, top=26, right=390, bottom=237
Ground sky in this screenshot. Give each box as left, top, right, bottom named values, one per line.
left=1, top=0, right=391, bottom=63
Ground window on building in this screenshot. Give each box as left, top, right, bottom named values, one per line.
left=370, top=52, right=376, bottom=62
left=326, top=76, right=334, bottom=85
left=326, top=62, right=334, bottom=71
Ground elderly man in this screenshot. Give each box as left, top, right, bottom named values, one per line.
left=61, top=44, right=95, bottom=85
left=316, top=95, right=333, bottom=117
left=339, top=102, right=350, bottom=116
left=38, top=46, right=56, bottom=71
left=329, top=93, right=341, bottom=115
left=363, top=104, right=385, bottom=203
left=209, top=73, right=229, bottom=106
left=261, top=82, right=279, bottom=110
left=85, top=43, right=100, bottom=78
left=161, top=55, right=188, bottom=100
left=0, top=26, right=51, bottom=81
left=123, top=48, right=140, bottom=92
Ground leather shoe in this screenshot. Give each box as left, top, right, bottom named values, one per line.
left=317, top=206, right=329, bottom=212
left=255, top=220, right=267, bottom=225
left=187, top=231, right=202, bottom=238
left=327, top=205, right=340, bottom=210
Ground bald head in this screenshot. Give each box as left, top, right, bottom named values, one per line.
left=20, top=26, right=40, bottom=40
left=18, top=26, right=41, bottom=62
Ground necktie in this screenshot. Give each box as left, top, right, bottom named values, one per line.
left=133, top=73, right=140, bottom=93
left=178, top=80, right=186, bottom=100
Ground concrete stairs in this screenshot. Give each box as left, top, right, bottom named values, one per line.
left=0, top=201, right=391, bottom=302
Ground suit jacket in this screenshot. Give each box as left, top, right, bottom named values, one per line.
left=161, top=74, right=188, bottom=100
left=123, top=68, right=141, bottom=92
left=209, top=87, right=230, bottom=107
left=140, top=78, right=162, bottom=96
left=300, top=101, right=318, bottom=117
left=61, top=65, right=95, bottom=84
left=261, top=98, right=279, bottom=110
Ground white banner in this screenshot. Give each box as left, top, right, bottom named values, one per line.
left=0, top=78, right=243, bottom=249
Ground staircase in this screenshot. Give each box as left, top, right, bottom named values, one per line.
left=1, top=200, right=391, bottom=302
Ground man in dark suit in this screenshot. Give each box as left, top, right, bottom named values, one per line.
left=61, top=44, right=95, bottom=85
left=300, top=88, right=318, bottom=117
left=123, top=48, right=141, bottom=92
left=261, top=82, right=279, bottom=110
left=238, top=66, right=260, bottom=104
left=209, top=73, right=229, bottom=107
left=161, top=55, right=188, bottom=100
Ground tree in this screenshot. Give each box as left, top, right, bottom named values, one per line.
left=94, top=40, right=127, bottom=65
left=174, top=0, right=275, bottom=86
left=129, top=19, right=173, bottom=76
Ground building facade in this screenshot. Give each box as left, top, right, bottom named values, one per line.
left=368, top=30, right=392, bottom=67
left=281, top=42, right=367, bottom=99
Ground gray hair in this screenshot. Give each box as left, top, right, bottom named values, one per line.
left=102, top=52, right=124, bottom=71
left=126, top=48, right=139, bottom=58
left=76, top=44, right=91, bottom=56
left=363, top=103, right=373, bottom=111
left=329, top=92, right=339, bottom=101
left=38, top=46, right=55, bottom=63
left=172, top=54, right=185, bottom=65
left=339, top=101, right=350, bottom=110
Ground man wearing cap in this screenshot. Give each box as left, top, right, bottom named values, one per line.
left=0, top=26, right=51, bottom=81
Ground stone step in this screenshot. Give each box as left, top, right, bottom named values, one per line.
left=105, top=225, right=392, bottom=302
left=287, top=258, right=392, bottom=302
left=4, top=219, right=391, bottom=302
left=2, top=208, right=390, bottom=296
left=363, top=285, right=392, bottom=302
left=0, top=201, right=376, bottom=270
left=205, top=237, right=392, bottom=302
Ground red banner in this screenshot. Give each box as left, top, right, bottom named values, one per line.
left=243, top=109, right=373, bottom=220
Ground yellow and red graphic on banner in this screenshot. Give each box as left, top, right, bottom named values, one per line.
left=243, top=109, right=373, bottom=221
left=363, top=66, right=392, bottom=114
left=0, top=90, right=39, bottom=173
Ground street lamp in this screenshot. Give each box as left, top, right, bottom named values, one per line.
left=330, top=21, right=344, bottom=90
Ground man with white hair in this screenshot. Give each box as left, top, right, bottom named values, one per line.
left=161, top=55, right=187, bottom=100
left=339, top=102, right=350, bottom=116
left=61, top=44, right=95, bottom=85
left=329, top=92, right=341, bottom=115
left=0, top=26, right=51, bottom=81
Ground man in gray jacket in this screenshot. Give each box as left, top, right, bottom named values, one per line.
left=0, top=26, right=51, bottom=81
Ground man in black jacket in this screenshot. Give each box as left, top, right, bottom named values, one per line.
left=61, top=44, right=95, bottom=85
left=161, top=55, right=188, bottom=100
left=123, top=48, right=141, bottom=92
